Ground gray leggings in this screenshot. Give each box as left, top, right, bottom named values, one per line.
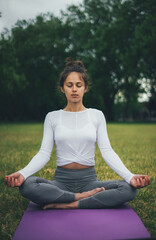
left=19, top=166, right=137, bottom=209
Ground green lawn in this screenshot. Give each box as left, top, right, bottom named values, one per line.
left=0, top=123, right=155, bottom=239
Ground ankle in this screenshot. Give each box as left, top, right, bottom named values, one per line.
left=75, top=193, right=81, bottom=200
left=68, top=201, right=78, bottom=209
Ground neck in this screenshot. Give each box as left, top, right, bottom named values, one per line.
left=63, top=103, right=86, bottom=112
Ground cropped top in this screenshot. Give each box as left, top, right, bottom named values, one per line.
left=18, top=108, right=134, bottom=183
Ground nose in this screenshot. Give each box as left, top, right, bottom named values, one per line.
left=72, top=85, right=77, bottom=91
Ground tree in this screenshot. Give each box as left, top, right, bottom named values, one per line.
left=132, top=0, right=156, bottom=118
left=0, top=0, right=155, bottom=121
left=62, top=0, right=156, bottom=120
left=0, top=31, right=27, bottom=121
left=0, top=14, right=71, bottom=121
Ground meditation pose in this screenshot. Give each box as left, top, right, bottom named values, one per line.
left=5, top=59, right=150, bottom=210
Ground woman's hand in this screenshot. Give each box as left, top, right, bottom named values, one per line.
left=4, top=172, right=25, bottom=187
left=130, top=175, right=151, bottom=188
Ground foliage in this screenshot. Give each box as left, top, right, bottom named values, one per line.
left=0, top=14, right=70, bottom=121
left=63, top=0, right=156, bottom=120
left=0, top=0, right=156, bottom=121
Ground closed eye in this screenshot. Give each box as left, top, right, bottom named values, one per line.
left=67, top=84, right=82, bottom=87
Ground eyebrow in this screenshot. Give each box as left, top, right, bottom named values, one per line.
left=66, top=82, right=83, bottom=84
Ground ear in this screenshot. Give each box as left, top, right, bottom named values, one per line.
left=60, top=87, right=65, bottom=94
left=84, top=86, right=88, bottom=93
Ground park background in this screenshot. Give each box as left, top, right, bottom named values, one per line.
left=0, top=0, right=156, bottom=239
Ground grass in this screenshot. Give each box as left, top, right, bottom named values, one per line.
left=0, top=122, right=155, bottom=239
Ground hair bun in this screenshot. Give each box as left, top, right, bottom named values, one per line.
left=65, top=57, right=85, bottom=69
left=59, top=57, right=89, bottom=89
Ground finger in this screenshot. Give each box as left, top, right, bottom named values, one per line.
left=143, top=176, right=150, bottom=186
left=10, top=177, right=15, bottom=188
left=10, top=177, right=13, bottom=187
left=4, top=176, right=8, bottom=185
left=141, top=178, right=146, bottom=187
left=139, top=177, right=143, bottom=187
left=137, top=178, right=141, bottom=188
left=141, top=177, right=146, bottom=187
left=12, top=177, right=15, bottom=187
left=135, top=175, right=151, bottom=188
left=146, top=176, right=151, bottom=186
left=144, top=176, right=151, bottom=187
left=143, top=178, right=148, bottom=187
left=143, top=176, right=147, bottom=186
left=15, top=178, right=18, bottom=187
left=7, top=176, right=11, bottom=187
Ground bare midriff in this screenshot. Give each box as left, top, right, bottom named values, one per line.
left=58, top=162, right=93, bottom=170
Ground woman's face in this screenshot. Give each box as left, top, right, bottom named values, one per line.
left=61, top=72, right=88, bottom=104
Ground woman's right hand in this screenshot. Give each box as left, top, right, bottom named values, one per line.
left=4, top=172, right=25, bottom=187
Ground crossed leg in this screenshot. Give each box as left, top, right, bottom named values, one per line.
left=19, top=176, right=105, bottom=209
left=19, top=176, right=76, bottom=206
left=78, top=180, right=137, bottom=209
left=43, top=180, right=137, bottom=209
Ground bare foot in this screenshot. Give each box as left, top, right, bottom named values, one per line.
left=43, top=187, right=105, bottom=210
left=43, top=201, right=78, bottom=210
left=75, top=187, right=105, bottom=200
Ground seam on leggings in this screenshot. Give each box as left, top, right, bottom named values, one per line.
left=54, top=192, right=75, bottom=202
left=91, top=195, right=110, bottom=207
left=78, top=195, right=108, bottom=207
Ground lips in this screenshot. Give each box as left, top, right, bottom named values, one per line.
left=71, top=94, right=78, bottom=97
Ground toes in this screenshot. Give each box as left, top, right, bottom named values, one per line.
left=97, top=187, right=105, bottom=191
left=95, top=187, right=105, bottom=192
left=43, top=204, right=55, bottom=210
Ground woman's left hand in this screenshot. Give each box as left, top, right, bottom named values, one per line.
left=130, top=175, right=151, bottom=188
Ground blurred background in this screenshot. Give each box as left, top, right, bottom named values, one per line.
left=0, top=0, right=156, bottom=122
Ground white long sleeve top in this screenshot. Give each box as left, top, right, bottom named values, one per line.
left=18, top=108, right=134, bottom=183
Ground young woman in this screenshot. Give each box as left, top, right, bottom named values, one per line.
left=4, top=59, right=150, bottom=210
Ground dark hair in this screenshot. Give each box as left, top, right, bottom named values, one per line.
left=59, top=58, right=89, bottom=89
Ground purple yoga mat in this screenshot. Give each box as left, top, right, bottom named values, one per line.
left=13, top=202, right=150, bottom=240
